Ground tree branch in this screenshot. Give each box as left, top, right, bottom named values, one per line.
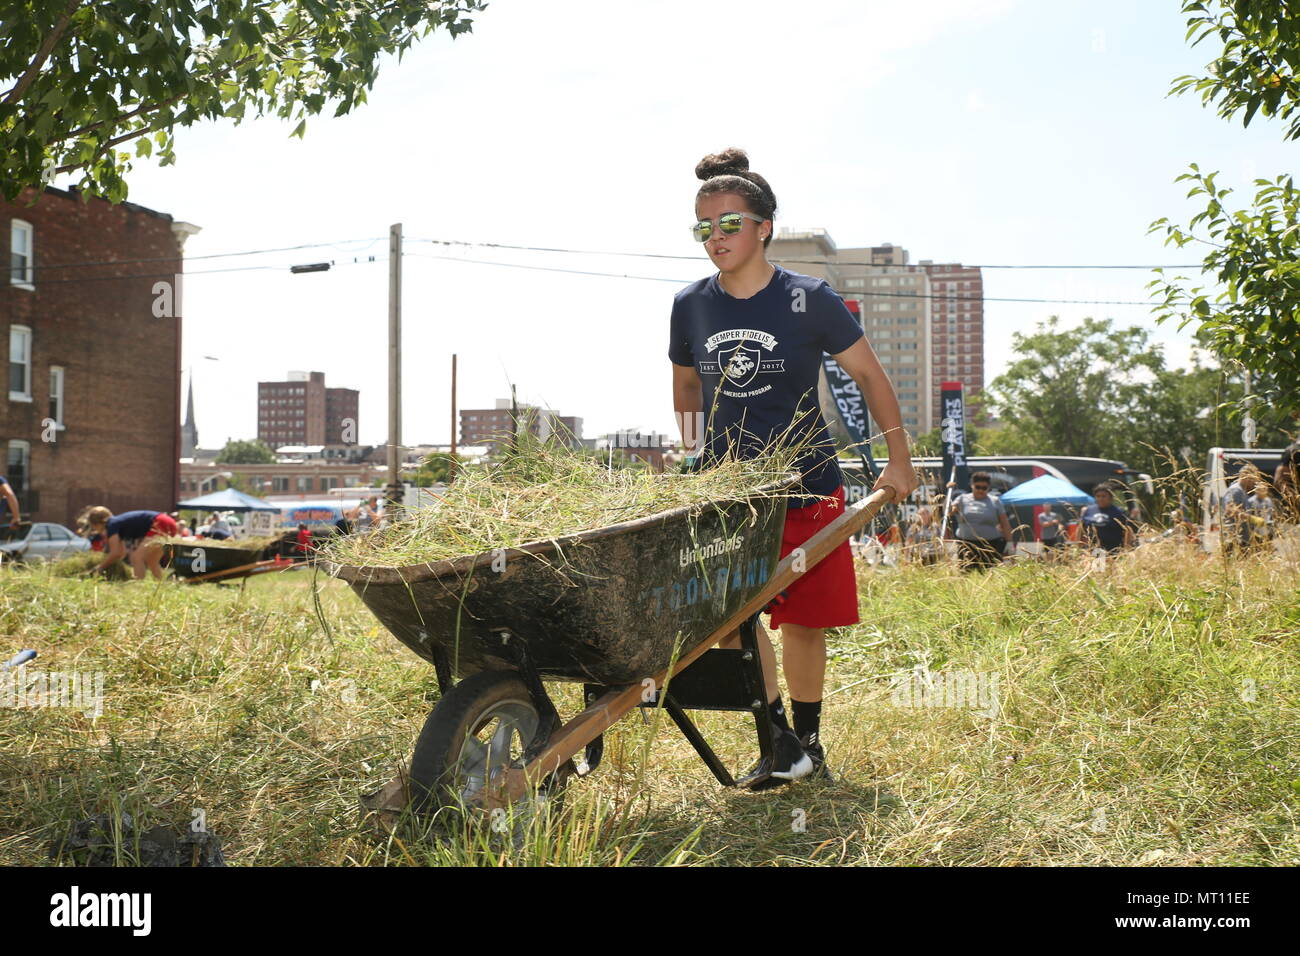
left=2, top=0, right=87, bottom=108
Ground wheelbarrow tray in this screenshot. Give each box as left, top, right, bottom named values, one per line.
left=165, top=542, right=269, bottom=578
left=329, top=477, right=796, bottom=685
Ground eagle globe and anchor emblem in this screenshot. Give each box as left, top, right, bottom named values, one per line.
left=719, top=343, right=761, bottom=387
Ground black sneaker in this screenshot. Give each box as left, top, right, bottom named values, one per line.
left=800, top=732, right=836, bottom=782
left=736, top=727, right=815, bottom=790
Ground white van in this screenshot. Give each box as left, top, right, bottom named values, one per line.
left=1201, top=447, right=1284, bottom=552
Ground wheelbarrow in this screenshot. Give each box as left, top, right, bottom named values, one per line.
left=328, top=478, right=897, bottom=823
left=164, top=542, right=296, bottom=585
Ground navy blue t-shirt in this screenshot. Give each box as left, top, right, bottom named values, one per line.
left=107, top=510, right=160, bottom=542
left=669, top=265, right=864, bottom=506
left=1081, top=503, right=1132, bottom=551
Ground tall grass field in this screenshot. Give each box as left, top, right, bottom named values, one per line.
left=2, top=536, right=1297, bottom=866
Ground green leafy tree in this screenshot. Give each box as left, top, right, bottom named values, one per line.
left=1149, top=1, right=1300, bottom=422
left=1149, top=166, right=1300, bottom=420
left=1168, top=0, right=1300, bottom=138
left=410, top=452, right=467, bottom=486
left=988, top=317, right=1287, bottom=475
left=987, top=318, right=1164, bottom=462
left=1, top=0, right=486, bottom=201
left=215, top=438, right=275, bottom=464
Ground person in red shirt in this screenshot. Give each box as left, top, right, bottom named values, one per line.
left=294, top=523, right=312, bottom=559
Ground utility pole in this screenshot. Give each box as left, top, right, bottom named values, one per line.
left=510, top=383, right=519, bottom=454
left=385, top=223, right=403, bottom=517
left=449, top=353, right=458, bottom=483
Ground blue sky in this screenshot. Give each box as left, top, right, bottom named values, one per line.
left=103, top=0, right=1294, bottom=448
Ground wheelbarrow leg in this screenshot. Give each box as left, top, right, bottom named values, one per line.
left=430, top=645, right=454, bottom=696
left=737, top=613, right=777, bottom=774
left=661, top=693, right=735, bottom=787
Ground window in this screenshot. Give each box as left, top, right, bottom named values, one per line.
left=324, top=476, right=340, bottom=490
left=7, top=440, right=29, bottom=496
left=48, top=365, right=64, bottom=427
left=9, top=325, right=32, bottom=400
left=845, top=278, right=864, bottom=288
left=10, top=220, right=33, bottom=288
left=296, top=476, right=311, bottom=492
left=272, top=476, right=289, bottom=492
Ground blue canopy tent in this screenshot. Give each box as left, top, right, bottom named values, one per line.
left=176, top=488, right=281, bottom=512
left=1000, top=474, right=1094, bottom=506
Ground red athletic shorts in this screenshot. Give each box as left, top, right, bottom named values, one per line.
left=767, top=485, right=860, bottom=630
left=145, top=514, right=179, bottom=538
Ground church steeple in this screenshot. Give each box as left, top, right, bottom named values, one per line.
left=181, top=377, right=199, bottom=458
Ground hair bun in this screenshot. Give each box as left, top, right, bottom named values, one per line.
left=695, top=147, right=751, bottom=181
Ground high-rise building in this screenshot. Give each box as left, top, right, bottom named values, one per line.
left=918, top=262, right=985, bottom=426
left=769, top=232, right=983, bottom=437
left=257, top=370, right=359, bottom=449
left=325, top=386, right=359, bottom=444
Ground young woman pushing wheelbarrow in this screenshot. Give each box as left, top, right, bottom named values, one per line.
left=670, top=147, right=918, bottom=787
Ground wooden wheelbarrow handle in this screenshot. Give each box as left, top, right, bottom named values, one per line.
left=491, top=485, right=899, bottom=803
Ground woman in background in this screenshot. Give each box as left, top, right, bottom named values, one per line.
left=948, top=471, right=1013, bottom=570
left=80, top=507, right=178, bottom=580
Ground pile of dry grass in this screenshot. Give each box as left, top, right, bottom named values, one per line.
left=49, top=552, right=129, bottom=580
left=320, top=439, right=804, bottom=570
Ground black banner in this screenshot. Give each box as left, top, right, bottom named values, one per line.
left=940, top=381, right=971, bottom=492
left=827, top=298, right=879, bottom=479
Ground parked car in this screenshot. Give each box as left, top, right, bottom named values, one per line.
left=0, top=522, right=90, bottom=563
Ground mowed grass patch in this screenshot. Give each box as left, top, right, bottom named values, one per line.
left=0, top=539, right=1296, bottom=866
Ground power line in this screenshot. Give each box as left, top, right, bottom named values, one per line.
left=26, top=256, right=384, bottom=286
left=24, top=237, right=386, bottom=274
left=404, top=251, right=1161, bottom=306
left=17, top=237, right=1181, bottom=306
left=16, top=230, right=1203, bottom=281
left=405, top=237, right=1202, bottom=270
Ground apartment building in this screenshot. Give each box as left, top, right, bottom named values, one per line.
left=769, top=231, right=983, bottom=436
left=257, top=370, right=359, bottom=449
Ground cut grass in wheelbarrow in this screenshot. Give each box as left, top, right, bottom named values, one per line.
left=318, top=436, right=810, bottom=571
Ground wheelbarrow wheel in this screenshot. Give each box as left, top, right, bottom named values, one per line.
left=408, top=670, right=560, bottom=823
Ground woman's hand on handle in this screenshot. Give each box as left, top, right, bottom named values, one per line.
left=873, top=458, right=918, bottom=504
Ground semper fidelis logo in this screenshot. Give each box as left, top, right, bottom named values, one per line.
left=700, top=329, right=784, bottom=390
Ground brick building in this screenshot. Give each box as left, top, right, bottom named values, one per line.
left=460, top=399, right=583, bottom=453
left=257, top=370, right=359, bottom=448
left=2, top=186, right=196, bottom=526
left=919, top=263, right=985, bottom=425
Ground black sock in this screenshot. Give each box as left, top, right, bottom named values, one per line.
left=769, top=696, right=791, bottom=733
left=792, top=699, right=822, bottom=743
